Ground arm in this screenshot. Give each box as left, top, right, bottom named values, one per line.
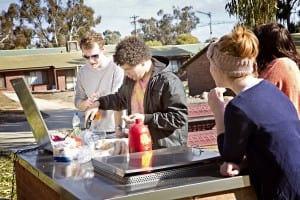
left=74, top=73, right=88, bottom=111
left=114, top=110, right=124, bottom=137
left=144, top=75, right=188, bottom=130
left=85, top=83, right=128, bottom=123
left=218, top=103, right=252, bottom=163
left=208, top=87, right=226, bottom=135
left=74, top=72, right=97, bottom=111
left=111, top=66, right=127, bottom=136
left=208, top=87, right=250, bottom=163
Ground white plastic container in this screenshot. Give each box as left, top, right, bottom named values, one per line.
left=72, top=111, right=81, bottom=135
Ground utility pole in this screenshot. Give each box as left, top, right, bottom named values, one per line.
left=196, top=11, right=212, bottom=40
left=131, top=15, right=139, bottom=36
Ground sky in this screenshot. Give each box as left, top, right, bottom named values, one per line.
left=0, top=0, right=238, bottom=43
left=84, top=0, right=237, bottom=42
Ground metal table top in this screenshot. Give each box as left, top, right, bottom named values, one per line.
left=15, top=148, right=252, bottom=200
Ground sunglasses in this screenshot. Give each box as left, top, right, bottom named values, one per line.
left=83, top=54, right=99, bottom=60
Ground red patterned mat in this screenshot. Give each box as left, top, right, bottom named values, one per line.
left=188, top=103, right=213, bottom=118
left=187, top=129, right=217, bottom=147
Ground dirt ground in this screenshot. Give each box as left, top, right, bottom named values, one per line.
left=0, top=91, right=74, bottom=124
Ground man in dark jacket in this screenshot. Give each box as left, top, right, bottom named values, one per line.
left=86, top=36, right=188, bottom=149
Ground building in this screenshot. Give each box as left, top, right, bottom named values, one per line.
left=180, top=33, right=300, bottom=97
left=0, top=44, right=203, bottom=92
left=178, top=44, right=215, bottom=96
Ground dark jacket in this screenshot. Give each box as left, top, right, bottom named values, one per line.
left=98, top=56, right=188, bottom=149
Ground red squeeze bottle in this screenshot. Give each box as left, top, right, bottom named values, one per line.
left=128, top=118, right=152, bottom=153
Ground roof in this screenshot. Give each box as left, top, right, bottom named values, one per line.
left=181, top=34, right=300, bottom=70
left=0, top=52, right=85, bottom=71
left=181, top=44, right=209, bottom=70
left=0, top=43, right=203, bottom=71
left=150, top=43, right=204, bottom=57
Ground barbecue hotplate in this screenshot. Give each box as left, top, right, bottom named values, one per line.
left=92, top=146, right=220, bottom=185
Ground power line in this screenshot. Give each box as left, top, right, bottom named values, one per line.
left=197, top=21, right=236, bottom=27
left=130, top=15, right=139, bottom=36
left=196, top=11, right=236, bottom=39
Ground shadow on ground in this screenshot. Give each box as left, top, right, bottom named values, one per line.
left=0, top=110, right=49, bottom=124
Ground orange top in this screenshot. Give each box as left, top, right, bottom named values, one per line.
left=94, top=112, right=101, bottom=120
left=131, top=78, right=149, bottom=114
left=259, top=57, right=300, bottom=118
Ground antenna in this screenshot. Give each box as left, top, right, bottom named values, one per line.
left=197, top=11, right=212, bottom=40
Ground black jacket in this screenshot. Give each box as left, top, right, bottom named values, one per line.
left=98, top=56, right=188, bottom=149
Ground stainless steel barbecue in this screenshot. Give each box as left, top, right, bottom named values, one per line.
left=92, top=146, right=220, bottom=186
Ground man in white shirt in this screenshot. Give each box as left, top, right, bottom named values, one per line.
left=74, top=32, right=124, bottom=137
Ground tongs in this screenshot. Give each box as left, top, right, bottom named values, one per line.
left=85, top=114, right=94, bottom=129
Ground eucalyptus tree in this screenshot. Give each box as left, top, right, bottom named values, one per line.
left=276, top=0, right=300, bottom=32
left=0, top=3, right=20, bottom=49
left=19, top=0, right=101, bottom=47
left=173, top=6, right=200, bottom=35
left=64, top=0, right=101, bottom=41
left=156, top=9, right=176, bottom=45
left=137, top=6, right=200, bottom=45
left=225, top=0, right=278, bottom=27
left=103, top=29, right=121, bottom=44
left=136, top=17, right=160, bottom=42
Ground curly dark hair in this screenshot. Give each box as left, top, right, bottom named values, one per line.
left=253, top=23, right=300, bottom=72
left=113, top=36, right=152, bottom=66
left=79, top=32, right=104, bottom=50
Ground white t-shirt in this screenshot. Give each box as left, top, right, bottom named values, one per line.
left=74, top=55, right=124, bottom=131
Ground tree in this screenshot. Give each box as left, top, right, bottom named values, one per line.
left=156, top=9, right=176, bottom=45
left=18, top=0, right=101, bottom=48
left=136, top=17, right=160, bottom=42
left=0, top=3, right=21, bottom=49
left=225, top=0, right=278, bottom=27
left=225, top=0, right=300, bottom=31
left=277, top=0, right=300, bottom=32
left=136, top=6, right=200, bottom=45
left=19, top=0, right=52, bottom=47
left=173, top=6, right=200, bottom=35
left=146, top=40, right=163, bottom=46
left=64, top=0, right=101, bottom=41
left=103, top=29, right=121, bottom=44
left=176, top=33, right=199, bottom=44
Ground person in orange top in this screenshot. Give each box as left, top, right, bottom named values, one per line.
left=253, top=22, right=300, bottom=118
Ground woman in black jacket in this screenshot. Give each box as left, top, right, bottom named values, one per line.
left=86, top=36, right=188, bottom=149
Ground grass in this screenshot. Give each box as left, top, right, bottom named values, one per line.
left=0, top=154, right=16, bottom=200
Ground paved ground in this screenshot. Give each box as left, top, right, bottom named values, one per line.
left=0, top=92, right=85, bottom=154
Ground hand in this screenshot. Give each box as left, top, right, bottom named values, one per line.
left=219, top=162, right=240, bottom=177
left=122, top=113, right=145, bottom=128
left=85, top=93, right=99, bottom=109
left=208, top=87, right=226, bottom=115
left=112, top=139, right=128, bottom=155
left=85, top=107, right=99, bottom=123
left=115, top=127, right=124, bottom=138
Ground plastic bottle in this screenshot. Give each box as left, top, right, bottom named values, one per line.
left=72, top=112, right=81, bottom=135
left=90, top=112, right=106, bottom=140
left=128, top=118, right=152, bottom=153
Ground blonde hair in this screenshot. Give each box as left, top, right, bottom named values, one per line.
left=207, top=26, right=259, bottom=78
left=79, top=32, right=104, bottom=50
left=218, top=26, right=259, bottom=59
